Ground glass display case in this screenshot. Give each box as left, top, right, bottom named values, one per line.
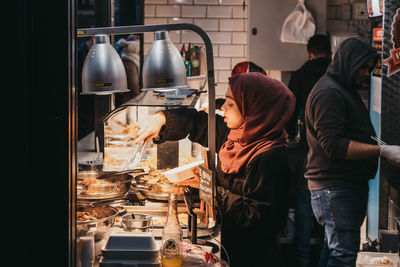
left=76, top=24, right=222, bottom=266
left=101, top=89, right=205, bottom=172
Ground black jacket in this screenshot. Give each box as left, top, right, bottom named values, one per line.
left=305, top=36, right=379, bottom=190
left=286, top=57, right=331, bottom=193
left=286, top=57, right=331, bottom=139
left=157, top=107, right=290, bottom=266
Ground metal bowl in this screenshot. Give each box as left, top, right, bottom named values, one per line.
left=77, top=170, right=134, bottom=200
left=78, top=160, right=104, bottom=171
left=121, top=214, right=153, bottom=232
left=77, top=206, right=119, bottom=236
left=77, top=205, right=119, bottom=261
left=132, top=176, right=186, bottom=201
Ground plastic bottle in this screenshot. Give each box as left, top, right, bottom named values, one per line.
left=185, top=61, right=192, bottom=77
left=181, top=44, right=192, bottom=77
left=161, top=194, right=183, bottom=267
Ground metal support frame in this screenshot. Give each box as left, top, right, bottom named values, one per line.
left=77, top=22, right=217, bottom=210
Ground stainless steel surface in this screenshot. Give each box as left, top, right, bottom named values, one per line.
left=81, top=34, right=129, bottom=95
left=142, top=31, right=188, bottom=91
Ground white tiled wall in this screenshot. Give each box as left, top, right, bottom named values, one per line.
left=142, top=0, right=370, bottom=96
left=143, top=0, right=249, bottom=97
left=327, top=0, right=372, bottom=39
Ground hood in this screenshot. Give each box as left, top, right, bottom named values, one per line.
left=326, top=36, right=379, bottom=90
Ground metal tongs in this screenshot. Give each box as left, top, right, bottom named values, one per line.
left=370, top=136, right=387, bottom=145
left=96, top=142, right=147, bottom=180
left=127, top=141, right=146, bottom=169
left=96, top=168, right=147, bottom=180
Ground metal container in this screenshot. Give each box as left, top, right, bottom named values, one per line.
left=142, top=31, right=188, bottom=91
left=77, top=206, right=119, bottom=236
left=121, top=214, right=153, bottom=232
left=78, top=160, right=104, bottom=171
left=132, top=176, right=186, bottom=201
left=77, top=170, right=134, bottom=200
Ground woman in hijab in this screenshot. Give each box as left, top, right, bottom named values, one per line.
left=135, top=72, right=295, bottom=266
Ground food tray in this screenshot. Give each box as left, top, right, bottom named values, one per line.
left=356, top=251, right=399, bottom=267
left=162, top=160, right=204, bottom=183
left=101, top=232, right=159, bottom=260
left=99, top=258, right=161, bottom=267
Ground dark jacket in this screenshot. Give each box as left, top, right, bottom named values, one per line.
left=286, top=57, right=331, bottom=193
left=286, top=57, right=331, bottom=139
left=157, top=107, right=290, bottom=267
left=305, top=36, right=379, bottom=190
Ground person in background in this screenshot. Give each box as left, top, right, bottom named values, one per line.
left=134, top=72, right=296, bottom=267
left=231, top=60, right=267, bottom=77
left=286, top=34, right=332, bottom=267
left=201, top=61, right=266, bottom=113
left=305, top=36, right=400, bottom=267
left=115, top=34, right=141, bottom=106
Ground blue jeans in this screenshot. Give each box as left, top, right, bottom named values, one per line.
left=295, top=190, right=313, bottom=267
left=310, top=186, right=368, bottom=267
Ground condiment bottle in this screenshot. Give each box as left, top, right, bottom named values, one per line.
left=190, top=45, right=201, bottom=76
left=161, top=194, right=183, bottom=267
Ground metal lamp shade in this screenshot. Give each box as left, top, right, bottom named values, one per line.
left=81, top=34, right=129, bottom=95
left=142, top=31, right=188, bottom=91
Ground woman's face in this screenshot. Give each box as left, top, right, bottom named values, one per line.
left=221, top=87, right=244, bottom=129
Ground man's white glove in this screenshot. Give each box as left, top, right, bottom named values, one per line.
left=380, top=145, right=400, bottom=167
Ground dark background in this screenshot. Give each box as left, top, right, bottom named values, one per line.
left=15, top=1, right=142, bottom=266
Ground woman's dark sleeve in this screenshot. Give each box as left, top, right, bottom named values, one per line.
left=217, top=151, right=289, bottom=230
left=155, top=107, right=230, bottom=152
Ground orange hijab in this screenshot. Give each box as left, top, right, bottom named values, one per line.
left=218, top=72, right=296, bottom=174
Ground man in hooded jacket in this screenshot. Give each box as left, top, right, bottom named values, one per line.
left=305, top=36, right=400, bottom=267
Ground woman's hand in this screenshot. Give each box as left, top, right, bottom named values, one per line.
left=175, top=167, right=200, bottom=189
left=134, top=112, right=166, bottom=144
